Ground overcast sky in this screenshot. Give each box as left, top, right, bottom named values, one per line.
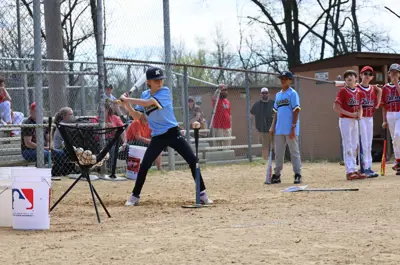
left=103, top=0, right=400, bottom=62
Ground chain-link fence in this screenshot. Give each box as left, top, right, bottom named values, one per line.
left=0, top=57, right=284, bottom=177
left=104, top=58, right=283, bottom=170
left=3, top=0, right=383, bottom=181
left=4, top=54, right=381, bottom=180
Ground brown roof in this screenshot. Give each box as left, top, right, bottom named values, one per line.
left=291, top=52, right=400, bottom=73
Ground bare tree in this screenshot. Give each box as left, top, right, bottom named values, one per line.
left=44, top=0, right=67, bottom=115
left=385, top=6, right=400, bottom=19
left=210, top=26, right=237, bottom=84
left=21, top=0, right=95, bottom=82
left=246, top=0, right=394, bottom=70
left=61, top=0, right=94, bottom=85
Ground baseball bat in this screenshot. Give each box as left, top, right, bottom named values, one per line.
left=265, top=137, right=273, bottom=184
left=128, top=73, right=147, bottom=95
left=357, top=119, right=365, bottom=173
left=334, top=81, right=346, bottom=87
left=194, top=125, right=201, bottom=205
left=300, top=188, right=359, bottom=192
left=381, top=128, right=387, bottom=176
left=48, top=116, right=52, bottom=169
left=208, top=88, right=221, bottom=133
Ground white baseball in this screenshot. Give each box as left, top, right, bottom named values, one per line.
left=90, top=155, right=97, bottom=165
left=78, top=154, right=85, bottom=164
left=83, top=150, right=92, bottom=159
left=192, top=121, right=201, bottom=129
left=76, top=148, right=84, bottom=156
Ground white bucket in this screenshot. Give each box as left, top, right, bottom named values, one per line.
left=11, top=168, right=51, bottom=230
left=0, top=184, right=12, bottom=227
left=0, top=167, right=22, bottom=227
left=126, top=145, right=147, bottom=180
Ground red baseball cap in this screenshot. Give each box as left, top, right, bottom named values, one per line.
left=30, top=102, right=36, bottom=110
left=360, top=66, right=374, bottom=74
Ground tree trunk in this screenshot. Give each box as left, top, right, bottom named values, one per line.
left=282, top=1, right=294, bottom=69
left=351, top=0, right=361, bottom=51
left=292, top=1, right=301, bottom=66
left=43, top=0, right=67, bottom=115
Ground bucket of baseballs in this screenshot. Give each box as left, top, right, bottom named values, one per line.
left=126, top=145, right=147, bottom=180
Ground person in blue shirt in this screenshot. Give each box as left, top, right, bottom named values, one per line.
left=269, top=71, right=302, bottom=184
left=119, top=67, right=213, bottom=206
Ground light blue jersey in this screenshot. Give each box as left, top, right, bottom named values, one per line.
left=104, top=93, right=116, bottom=101
left=135, top=87, right=178, bottom=136
left=273, top=87, right=301, bottom=136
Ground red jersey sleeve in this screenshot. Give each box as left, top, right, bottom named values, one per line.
left=381, top=86, right=388, bottom=107
left=334, top=88, right=345, bottom=106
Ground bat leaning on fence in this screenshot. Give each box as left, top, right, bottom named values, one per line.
left=48, top=116, right=52, bottom=169
left=381, top=128, right=387, bottom=176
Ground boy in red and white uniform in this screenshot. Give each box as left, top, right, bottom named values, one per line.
left=334, top=70, right=364, bottom=180
left=381, top=63, right=400, bottom=174
left=357, top=66, right=382, bottom=178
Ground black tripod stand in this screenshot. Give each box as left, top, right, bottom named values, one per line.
left=50, top=122, right=127, bottom=223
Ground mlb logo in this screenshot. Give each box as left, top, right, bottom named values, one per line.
left=12, top=188, right=34, bottom=211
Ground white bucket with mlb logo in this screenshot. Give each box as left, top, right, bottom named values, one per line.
left=126, top=145, right=147, bottom=180
left=0, top=167, right=25, bottom=227
left=11, top=168, right=51, bottom=230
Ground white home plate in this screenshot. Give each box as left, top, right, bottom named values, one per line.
left=281, top=185, right=308, bottom=192
left=98, top=174, right=128, bottom=181
left=68, top=174, right=99, bottom=181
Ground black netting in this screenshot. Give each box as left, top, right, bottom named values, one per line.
left=57, top=120, right=126, bottom=167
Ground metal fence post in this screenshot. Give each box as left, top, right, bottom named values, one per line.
left=33, top=0, right=44, bottom=168
left=127, top=65, right=132, bottom=90
left=183, top=66, right=190, bottom=143
left=79, top=63, right=87, bottom=116
left=245, top=72, right=252, bottom=162
left=163, top=0, right=175, bottom=170
left=96, top=0, right=106, bottom=177
left=22, top=63, right=29, bottom=116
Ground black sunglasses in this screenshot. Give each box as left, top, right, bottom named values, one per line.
left=363, top=72, right=373, bottom=76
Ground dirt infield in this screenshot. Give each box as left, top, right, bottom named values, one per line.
left=2, top=162, right=400, bottom=265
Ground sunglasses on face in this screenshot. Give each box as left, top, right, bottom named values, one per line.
left=261, top=92, right=269, bottom=94
left=363, top=72, right=373, bottom=76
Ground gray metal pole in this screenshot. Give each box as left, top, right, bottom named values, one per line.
left=183, top=66, right=190, bottom=143
left=16, top=0, right=22, bottom=58
left=127, top=65, right=132, bottom=90
left=95, top=0, right=106, bottom=176
left=163, top=0, right=175, bottom=170
left=33, top=0, right=44, bottom=168
left=17, top=0, right=29, bottom=115
left=79, top=63, right=87, bottom=116
left=22, top=63, right=29, bottom=116
left=245, top=72, right=252, bottom=162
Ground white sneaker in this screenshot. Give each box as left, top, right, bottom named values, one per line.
left=199, top=191, right=213, bottom=205
left=125, top=194, right=139, bottom=206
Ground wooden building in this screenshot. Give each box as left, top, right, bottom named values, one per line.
left=292, top=52, right=400, bottom=161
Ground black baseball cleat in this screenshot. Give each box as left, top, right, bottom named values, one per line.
left=271, top=174, right=281, bottom=184
left=294, top=173, right=302, bottom=184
